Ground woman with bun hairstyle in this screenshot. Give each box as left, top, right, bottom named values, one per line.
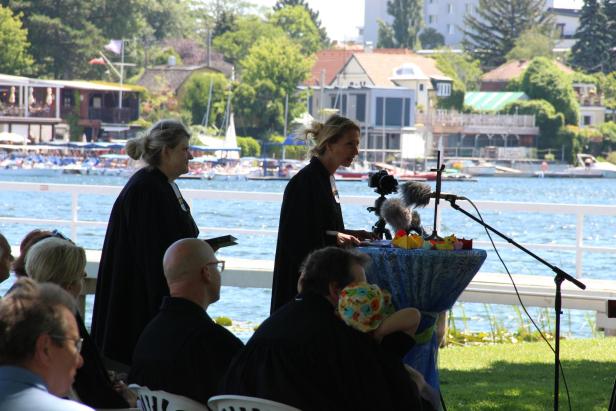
left=91, top=119, right=199, bottom=367
left=270, top=114, right=375, bottom=313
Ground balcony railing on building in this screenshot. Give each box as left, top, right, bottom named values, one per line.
left=88, top=107, right=138, bottom=123
left=416, top=111, right=536, bottom=129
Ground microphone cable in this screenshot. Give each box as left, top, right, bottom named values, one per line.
left=460, top=198, right=573, bottom=411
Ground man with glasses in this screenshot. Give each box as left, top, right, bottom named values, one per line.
left=128, top=238, right=243, bottom=405
left=0, top=278, right=93, bottom=411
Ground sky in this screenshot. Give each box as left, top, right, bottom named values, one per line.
left=248, top=0, right=365, bottom=42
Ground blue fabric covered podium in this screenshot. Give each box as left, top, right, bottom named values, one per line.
left=358, top=246, right=487, bottom=392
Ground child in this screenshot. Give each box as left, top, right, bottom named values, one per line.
left=337, top=282, right=421, bottom=342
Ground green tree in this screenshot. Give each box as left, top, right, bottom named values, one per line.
left=379, top=0, right=423, bottom=49
left=571, top=0, right=612, bottom=73
left=376, top=19, right=396, bottom=48
left=0, top=6, right=33, bottom=75
left=236, top=136, right=261, bottom=156
left=462, top=0, right=551, bottom=68
left=434, top=49, right=483, bottom=91
left=180, top=72, right=229, bottom=126
left=502, top=99, right=565, bottom=148
left=419, top=28, right=444, bottom=50
left=506, top=28, right=555, bottom=61
left=269, top=5, right=321, bottom=55
left=235, top=35, right=312, bottom=135
left=274, top=0, right=329, bottom=46
left=213, top=15, right=284, bottom=66
left=520, top=57, right=579, bottom=125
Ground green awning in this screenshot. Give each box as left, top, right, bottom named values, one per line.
left=464, top=91, right=528, bottom=111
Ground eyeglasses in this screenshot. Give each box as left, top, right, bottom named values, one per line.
left=206, top=260, right=225, bottom=273
left=50, top=335, right=83, bottom=352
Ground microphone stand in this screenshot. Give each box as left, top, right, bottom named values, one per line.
left=368, top=194, right=391, bottom=240
left=445, top=197, right=585, bottom=411
left=429, top=151, right=445, bottom=240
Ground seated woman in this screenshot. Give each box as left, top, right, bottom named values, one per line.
left=12, top=229, right=53, bottom=278
left=25, top=236, right=133, bottom=409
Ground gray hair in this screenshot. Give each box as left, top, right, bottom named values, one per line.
left=126, top=119, right=190, bottom=166
left=299, top=114, right=360, bottom=157
left=25, top=237, right=86, bottom=288
left=0, top=278, right=77, bottom=364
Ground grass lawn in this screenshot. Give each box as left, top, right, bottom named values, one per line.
left=438, top=337, right=616, bottom=410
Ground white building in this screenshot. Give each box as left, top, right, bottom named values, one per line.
left=363, top=0, right=582, bottom=49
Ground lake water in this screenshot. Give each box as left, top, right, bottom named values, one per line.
left=1, top=172, right=615, bottom=340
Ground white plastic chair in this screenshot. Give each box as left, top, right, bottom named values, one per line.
left=208, top=395, right=301, bottom=411
left=129, top=384, right=208, bottom=411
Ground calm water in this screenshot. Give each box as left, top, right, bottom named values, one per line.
left=1, top=172, right=615, bottom=340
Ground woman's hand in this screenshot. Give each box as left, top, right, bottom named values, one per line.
left=344, top=229, right=377, bottom=241
left=336, top=232, right=360, bottom=247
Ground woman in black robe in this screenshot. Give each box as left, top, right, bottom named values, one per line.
left=91, top=119, right=199, bottom=367
left=270, top=114, right=374, bottom=313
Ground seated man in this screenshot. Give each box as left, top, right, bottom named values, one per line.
left=0, top=278, right=93, bottom=411
left=128, top=238, right=244, bottom=405
left=220, top=247, right=432, bottom=411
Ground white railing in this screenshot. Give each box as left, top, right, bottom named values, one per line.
left=1, top=181, right=616, bottom=278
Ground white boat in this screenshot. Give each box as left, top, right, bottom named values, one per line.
left=535, top=154, right=616, bottom=178
left=458, top=160, right=497, bottom=176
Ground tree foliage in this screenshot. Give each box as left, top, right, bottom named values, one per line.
left=213, top=15, right=284, bottom=66
left=502, top=99, right=565, bottom=149
left=180, top=72, right=229, bottom=127
left=506, top=28, right=555, bottom=61
left=377, top=0, right=422, bottom=49
left=434, top=49, right=483, bottom=91
left=520, top=57, right=579, bottom=125
left=376, top=19, right=396, bottom=48
left=274, top=0, right=329, bottom=46
left=236, top=136, right=261, bottom=157
left=234, top=35, right=312, bottom=135
left=462, top=0, right=551, bottom=68
left=419, top=28, right=444, bottom=50
left=0, top=6, right=33, bottom=75
left=570, top=0, right=612, bottom=73
left=269, top=5, right=321, bottom=55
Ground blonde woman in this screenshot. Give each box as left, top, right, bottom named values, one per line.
left=26, top=237, right=132, bottom=409
left=91, top=119, right=199, bottom=367
left=270, top=115, right=375, bottom=313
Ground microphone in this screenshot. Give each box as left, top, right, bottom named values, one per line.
left=400, top=181, right=468, bottom=208
left=380, top=198, right=425, bottom=235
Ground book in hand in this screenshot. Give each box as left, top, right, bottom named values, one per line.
left=204, top=235, right=238, bottom=250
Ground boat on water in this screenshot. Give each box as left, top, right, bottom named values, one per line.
left=448, top=159, right=497, bottom=177
left=535, top=154, right=616, bottom=178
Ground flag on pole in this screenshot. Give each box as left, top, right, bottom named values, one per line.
left=104, top=39, right=123, bottom=55
left=89, top=57, right=105, bottom=65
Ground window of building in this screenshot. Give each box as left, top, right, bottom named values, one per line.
left=376, top=97, right=411, bottom=127
left=419, top=84, right=424, bottom=92
left=386, top=133, right=400, bottom=150
left=448, top=3, right=453, bottom=13
left=556, top=23, right=565, bottom=38
left=583, top=115, right=592, bottom=126
left=447, top=24, right=454, bottom=35
left=465, top=3, right=472, bottom=13
left=428, top=15, right=437, bottom=24
left=436, top=83, right=452, bottom=97
left=353, top=94, right=366, bottom=122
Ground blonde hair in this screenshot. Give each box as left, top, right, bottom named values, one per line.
left=299, top=114, right=360, bottom=157
left=25, top=237, right=86, bottom=287
left=126, top=119, right=190, bottom=166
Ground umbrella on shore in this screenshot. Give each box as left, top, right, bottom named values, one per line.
left=0, top=131, right=26, bottom=144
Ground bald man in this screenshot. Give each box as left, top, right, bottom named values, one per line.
left=127, top=239, right=243, bottom=405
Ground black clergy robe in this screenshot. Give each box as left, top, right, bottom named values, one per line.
left=270, top=157, right=344, bottom=313
left=91, top=166, right=199, bottom=366
left=128, top=297, right=244, bottom=405
left=73, top=312, right=129, bottom=408
left=221, top=292, right=429, bottom=411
